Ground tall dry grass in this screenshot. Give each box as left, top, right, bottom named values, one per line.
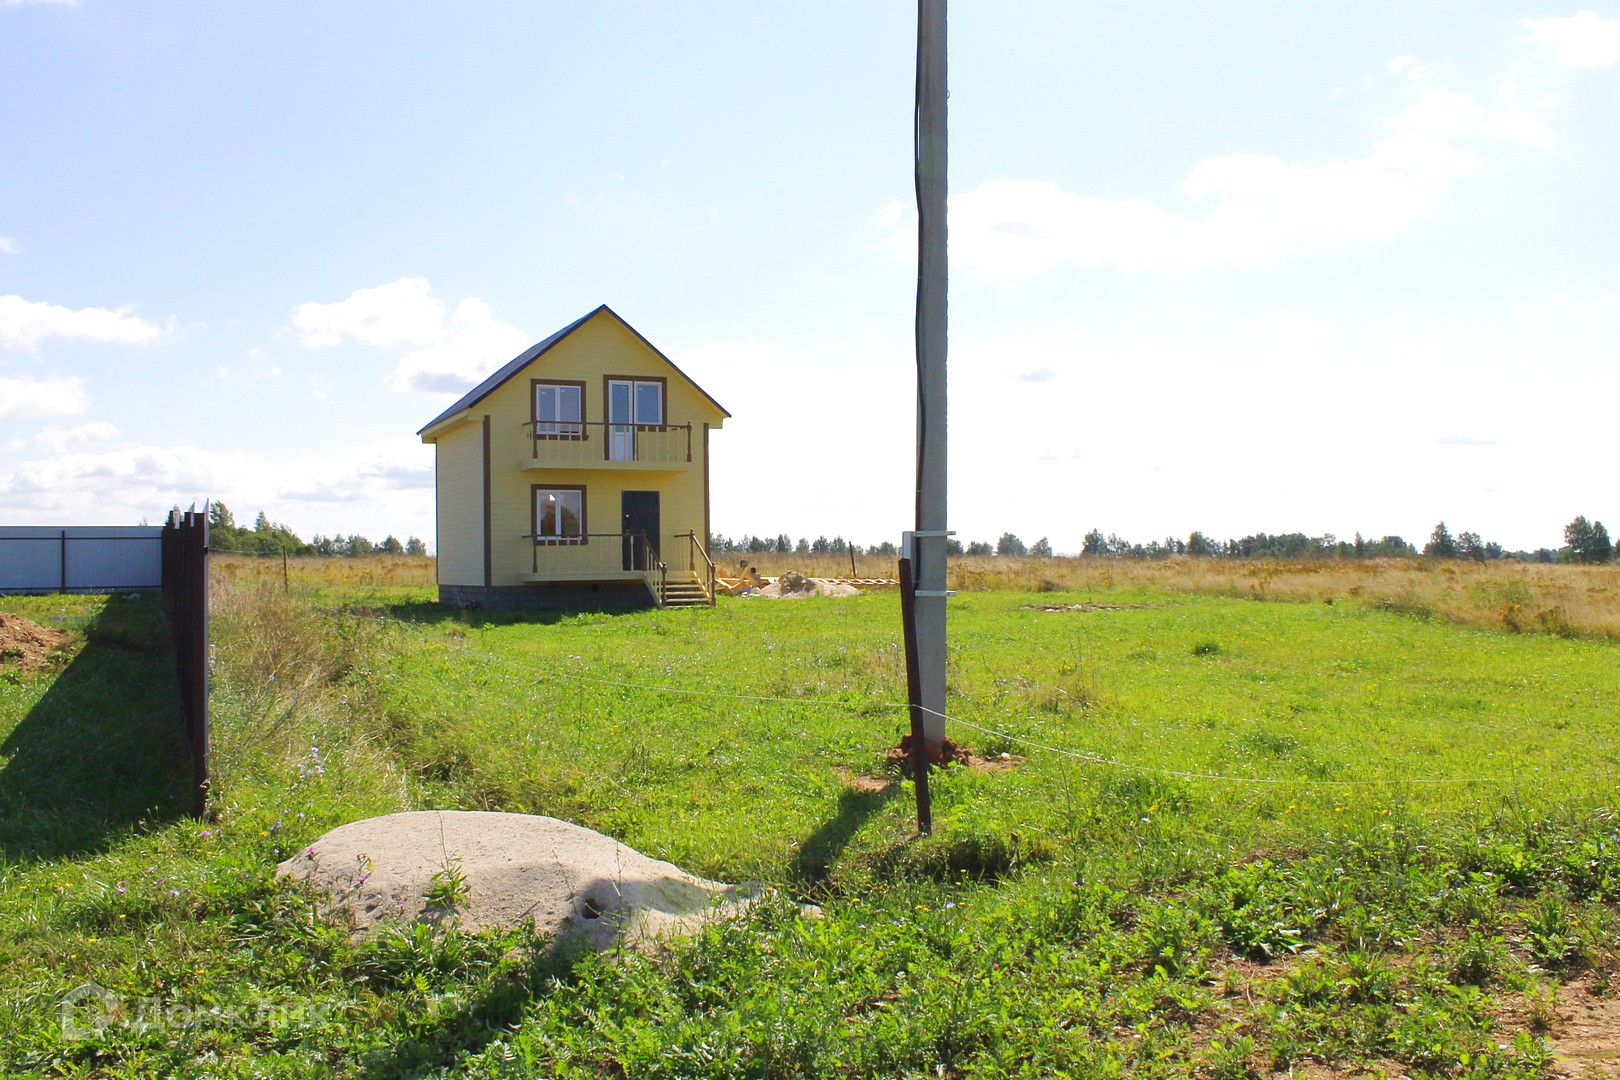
left=210, top=551, right=1620, bottom=639
left=946, top=555, right=1620, bottom=639
left=212, top=552, right=437, bottom=590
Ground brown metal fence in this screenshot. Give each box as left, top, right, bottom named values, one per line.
left=0, top=510, right=211, bottom=817
left=161, top=507, right=210, bottom=818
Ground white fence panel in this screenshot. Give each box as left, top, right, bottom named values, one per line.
left=0, top=526, right=164, bottom=593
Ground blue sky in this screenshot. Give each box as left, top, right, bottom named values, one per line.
left=3, top=2, right=1618, bottom=552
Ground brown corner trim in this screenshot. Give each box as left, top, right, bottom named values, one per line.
left=482, top=414, right=492, bottom=588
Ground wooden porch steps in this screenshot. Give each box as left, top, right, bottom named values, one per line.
left=660, top=570, right=712, bottom=608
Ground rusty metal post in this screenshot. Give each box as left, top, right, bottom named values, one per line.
left=898, top=556, right=933, bottom=834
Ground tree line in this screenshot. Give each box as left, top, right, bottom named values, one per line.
left=203, top=503, right=426, bottom=557
left=713, top=516, right=1615, bottom=564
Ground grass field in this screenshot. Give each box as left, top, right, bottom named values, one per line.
left=1, top=558, right=1617, bottom=1077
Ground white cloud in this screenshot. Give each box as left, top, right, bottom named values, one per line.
left=1386, top=55, right=1434, bottom=82
left=0, top=373, right=89, bottom=417
left=290, top=278, right=530, bottom=396
left=0, top=237, right=19, bottom=255
left=678, top=338, right=913, bottom=542
left=0, top=295, right=162, bottom=351
left=291, top=277, right=447, bottom=348
left=0, top=436, right=436, bottom=540
left=1525, top=11, right=1620, bottom=69
left=23, top=421, right=120, bottom=453
left=927, top=288, right=1620, bottom=552
left=388, top=298, right=530, bottom=395
left=887, top=73, right=1554, bottom=281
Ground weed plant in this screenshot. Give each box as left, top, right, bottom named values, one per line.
left=0, top=563, right=1616, bottom=1077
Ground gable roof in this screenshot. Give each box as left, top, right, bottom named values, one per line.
left=416, top=304, right=731, bottom=438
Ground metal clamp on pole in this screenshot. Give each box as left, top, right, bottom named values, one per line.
left=902, top=530, right=957, bottom=595
left=900, top=529, right=955, bottom=562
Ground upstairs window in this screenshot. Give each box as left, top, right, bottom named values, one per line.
left=534, top=381, right=584, bottom=438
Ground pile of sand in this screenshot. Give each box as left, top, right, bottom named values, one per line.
left=277, top=810, right=764, bottom=949
left=0, top=611, right=67, bottom=671
left=752, top=571, right=860, bottom=599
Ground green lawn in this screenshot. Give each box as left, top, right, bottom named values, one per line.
left=1, top=583, right=1616, bottom=1077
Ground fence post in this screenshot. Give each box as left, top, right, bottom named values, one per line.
left=162, top=506, right=211, bottom=819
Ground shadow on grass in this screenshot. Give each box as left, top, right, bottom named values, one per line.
left=355, top=933, right=593, bottom=1080
left=371, top=601, right=573, bottom=627
left=794, top=784, right=897, bottom=886
left=371, top=600, right=670, bottom=628
left=0, top=596, right=190, bottom=862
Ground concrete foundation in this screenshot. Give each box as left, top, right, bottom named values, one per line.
left=438, top=582, right=655, bottom=612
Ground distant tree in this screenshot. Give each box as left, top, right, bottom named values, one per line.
left=1186, top=531, right=1216, bottom=557
left=380, top=535, right=405, bottom=555
left=774, top=534, right=792, bottom=553
left=1363, top=535, right=1417, bottom=557
left=209, top=502, right=235, bottom=531
left=944, top=537, right=963, bottom=556
left=996, top=533, right=1027, bottom=556
left=874, top=540, right=899, bottom=557
left=1424, top=522, right=1458, bottom=558
left=254, top=511, right=272, bottom=533
left=831, top=536, right=849, bottom=554
left=747, top=535, right=770, bottom=553
left=1030, top=537, right=1053, bottom=558
left=965, top=540, right=993, bottom=556
left=1456, top=531, right=1486, bottom=562
left=405, top=536, right=427, bottom=556
left=1082, top=529, right=1107, bottom=556
left=1565, top=516, right=1613, bottom=564
left=345, top=534, right=375, bottom=557
left=811, top=536, right=831, bottom=555
left=795, top=537, right=810, bottom=556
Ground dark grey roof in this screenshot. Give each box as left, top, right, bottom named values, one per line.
left=416, top=304, right=730, bottom=436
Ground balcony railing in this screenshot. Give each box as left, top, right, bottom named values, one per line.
left=522, top=420, right=693, bottom=467
left=677, top=530, right=717, bottom=606
left=522, top=531, right=665, bottom=602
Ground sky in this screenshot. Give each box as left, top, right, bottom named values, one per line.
left=3, top=2, right=1619, bottom=554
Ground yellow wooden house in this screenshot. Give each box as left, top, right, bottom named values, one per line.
left=417, top=305, right=728, bottom=610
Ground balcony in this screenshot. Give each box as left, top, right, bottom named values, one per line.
left=519, top=530, right=716, bottom=608
left=520, top=531, right=660, bottom=582
left=519, top=420, right=693, bottom=471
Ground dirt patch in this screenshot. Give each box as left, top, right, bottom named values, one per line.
left=278, top=810, right=775, bottom=950
left=748, top=571, right=861, bottom=600
left=1026, top=602, right=1157, bottom=613
left=836, top=768, right=898, bottom=795
left=1547, top=974, right=1620, bottom=1078
left=0, top=611, right=68, bottom=672
left=884, top=736, right=1024, bottom=773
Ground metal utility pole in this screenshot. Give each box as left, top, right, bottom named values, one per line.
left=910, top=0, right=949, bottom=749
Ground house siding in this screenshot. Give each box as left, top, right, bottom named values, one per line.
left=434, top=418, right=486, bottom=586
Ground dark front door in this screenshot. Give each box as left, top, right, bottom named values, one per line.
left=621, top=491, right=660, bottom=571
